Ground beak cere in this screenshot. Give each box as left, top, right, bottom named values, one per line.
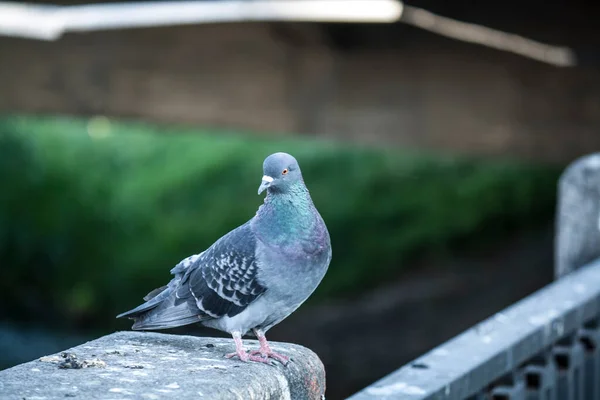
left=258, top=175, right=274, bottom=195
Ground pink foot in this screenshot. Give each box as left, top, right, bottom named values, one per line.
left=225, top=350, right=274, bottom=365
left=249, top=349, right=290, bottom=366
left=224, top=330, right=291, bottom=366
left=251, top=328, right=291, bottom=366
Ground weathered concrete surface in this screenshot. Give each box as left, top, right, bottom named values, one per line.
left=0, top=331, right=326, bottom=400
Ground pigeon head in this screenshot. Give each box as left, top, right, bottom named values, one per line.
left=258, top=152, right=303, bottom=195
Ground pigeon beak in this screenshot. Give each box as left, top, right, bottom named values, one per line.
left=258, top=175, right=273, bottom=194
left=258, top=175, right=274, bottom=195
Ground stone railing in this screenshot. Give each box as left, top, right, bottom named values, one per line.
left=348, top=257, right=600, bottom=400
left=0, top=331, right=325, bottom=399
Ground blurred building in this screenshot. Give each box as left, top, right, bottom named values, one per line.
left=1, top=0, right=599, bottom=160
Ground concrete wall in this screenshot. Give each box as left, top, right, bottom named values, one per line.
left=0, top=332, right=326, bottom=399
left=1, top=22, right=599, bottom=163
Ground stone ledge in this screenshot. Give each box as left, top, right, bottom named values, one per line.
left=0, top=331, right=326, bottom=400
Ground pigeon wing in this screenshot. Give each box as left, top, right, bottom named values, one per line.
left=176, top=222, right=267, bottom=320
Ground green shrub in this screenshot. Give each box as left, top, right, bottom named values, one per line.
left=0, top=115, right=561, bottom=331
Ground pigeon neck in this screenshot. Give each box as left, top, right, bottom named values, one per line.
left=255, top=182, right=317, bottom=242
left=264, top=182, right=313, bottom=213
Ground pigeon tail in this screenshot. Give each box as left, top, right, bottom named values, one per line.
left=118, top=286, right=204, bottom=330
left=116, top=285, right=171, bottom=319
left=143, top=285, right=167, bottom=301
left=130, top=301, right=201, bottom=331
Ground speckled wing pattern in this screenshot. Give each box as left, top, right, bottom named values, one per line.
left=175, top=222, right=267, bottom=320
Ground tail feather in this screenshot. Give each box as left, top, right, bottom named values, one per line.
left=117, top=287, right=202, bottom=330
left=130, top=297, right=201, bottom=330
left=116, top=287, right=170, bottom=319
left=143, top=285, right=168, bottom=301
left=131, top=302, right=201, bottom=330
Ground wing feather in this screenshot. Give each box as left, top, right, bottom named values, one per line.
left=118, top=223, right=265, bottom=329
left=176, top=222, right=266, bottom=319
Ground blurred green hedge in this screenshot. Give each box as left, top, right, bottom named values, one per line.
left=0, top=115, right=561, bottom=331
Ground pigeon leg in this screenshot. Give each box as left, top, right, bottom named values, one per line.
left=225, top=331, right=272, bottom=364
left=249, top=329, right=290, bottom=365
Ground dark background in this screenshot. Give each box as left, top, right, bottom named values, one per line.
left=1, top=1, right=599, bottom=398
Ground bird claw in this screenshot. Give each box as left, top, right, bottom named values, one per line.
left=224, top=351, right=276, bottom=365
left=225, top=331, right=290, bottom=366
left=249, top=349, right=290, bottom=366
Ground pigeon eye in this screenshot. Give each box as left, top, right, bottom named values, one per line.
left=282, top=169, right=289, bottom=175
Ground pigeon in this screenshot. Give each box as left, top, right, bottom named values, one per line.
left=117, top=152, right=332, bottom=365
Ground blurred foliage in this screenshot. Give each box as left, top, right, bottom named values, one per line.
left=0, top=115, right=561, bottom=331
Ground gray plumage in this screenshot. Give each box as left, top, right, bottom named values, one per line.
left=117, top=152, right=331, bottom=351
left=555, top=152, right=600, bottom=279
